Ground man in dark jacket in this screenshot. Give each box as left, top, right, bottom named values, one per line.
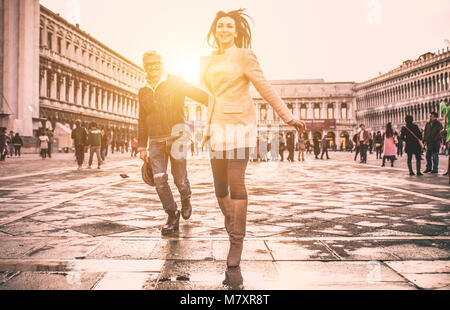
left=401, top=115, right=423, bottom=176
left=71, top=119, right=88, bottom=170
left=423, top=112, right=443, bottom=174
left=0, top=127, right=7, bottom=162
left=138, top=51, right=208, bottom=235
left=374, top=131, right=383, bottom=160
left=286, top=131, right=295, bottom=162
left=88, top=122, right=102, bottom=169
left=320, top=136, right=330, bottom=160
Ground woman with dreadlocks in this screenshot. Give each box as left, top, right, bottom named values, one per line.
left=200, top=9, right=306, bottom=269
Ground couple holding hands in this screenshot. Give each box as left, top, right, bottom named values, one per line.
left=137, top=9, right=306, bottom=269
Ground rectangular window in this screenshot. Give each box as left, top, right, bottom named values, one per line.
left=341, top=107, right=347, bottom=120
left=327, top=108, right=334, bottom=119
left=47, top=33, right=53, bottom=50
left=57, top=37, right=62, bottom=54
left=314, top=107, right=320, bottom=120
left=40, top=28, right=43, bottom=46
left=300, top=107, right=307, bottom=120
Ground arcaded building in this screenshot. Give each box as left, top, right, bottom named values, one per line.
left=355, top=49, right=450, bottom=134
left=1, top=2, right=144, bottom=150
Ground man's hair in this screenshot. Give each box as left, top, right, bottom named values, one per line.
left=75, top=119, right=81, bottom=127
left=143, top=50, right=161, bottom=62
left=405, top=115, right=413, bottom=124
left=360, top=124, right=365, bottom=128
left=430, top=112, right=438, bottom=118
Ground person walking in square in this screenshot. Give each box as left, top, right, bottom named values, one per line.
left=200, top=9, right=306, bottom=269
left=100, top=129, right=108, bottom=161
left=359, top=124, right=370, bottom=163
left=46, top=128, right=54, bottom=159
left=0, top=127, right=7, bottom=162
left=87, top=122, right=103, bottom=169
left=12, top=133, right=23, bottom=157
left=320, top=135, right=330, bottom=160
left=401, top=115, right=423, bottom=176
left=138, top=50, right=209, bottom=235
left=440, top=100, right=449, bottom=183
left=286, top=131, right=295, bottom=162
left=423, top=112, right=443, bottom=174
left=71, top=120, right=88, bottom=170
left=313, top=135, right=320, bottom=159
left=381, top=123, right=397, bottom=168
left=38, top=130, right=49, bottom=160
left=298, top=133, right=306, bottom=162
left=279, top=133, right=286, bottom=161
left=374, top=131, right=383, bottom=160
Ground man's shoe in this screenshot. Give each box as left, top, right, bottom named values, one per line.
left=417, top=172, right=423, bottom=176
left=181, top=198, right=192, bottom=220
left=423, top=169, right=432, bottom=173
left=409, top=172, right=415, bottom=176
left=161, top=210, right=180, bottom=235
left=431, top=171, right=438, bottom=174
left=444, top=171, right=448, bottom=176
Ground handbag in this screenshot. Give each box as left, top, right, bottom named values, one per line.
left=404, top=126, right=424, bottom=149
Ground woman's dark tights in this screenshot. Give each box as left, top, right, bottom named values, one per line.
left=210, top=148, right=249, bottom=200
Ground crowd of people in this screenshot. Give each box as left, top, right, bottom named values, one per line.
left=0, top=128, right=24, bottom=162
left=353, top=104, right=449, bottom=180
left=70, top=119, right=140, bottom=170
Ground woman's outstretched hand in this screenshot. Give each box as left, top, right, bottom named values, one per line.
left=288, top=119, right=307, bottom=133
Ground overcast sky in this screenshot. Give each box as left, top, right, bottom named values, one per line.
left=40, top=0, right=450, bottom=83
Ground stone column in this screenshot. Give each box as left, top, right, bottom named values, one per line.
left=39, top=68, right=47, bottom=98
left=293, top=103, right=300, bottom=120
left=307, top=103, right=313, bottom=120
left=67, top=76, right=74, bottom=104
left=89, top=85, right=95, bottom=109
left=320, top=103, right=327, bottom=119
left=334, top=102, right=340, bottom=120
left=49, top=70, right=57, bottom=99
left=2, top=0, right=40, bottom=135
left=59, top=74, right=66, bottom=102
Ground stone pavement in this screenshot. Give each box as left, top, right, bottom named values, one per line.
left=0, top=151, right=449, bottom=290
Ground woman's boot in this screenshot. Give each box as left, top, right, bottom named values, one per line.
left=416, top=158, right=423, bottom=176
left=217, top=194, right=232, bottom=234
left=227, top=199, right=248, bottom=268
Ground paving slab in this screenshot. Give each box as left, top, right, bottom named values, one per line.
left=386, top=260, right=450, bottom=290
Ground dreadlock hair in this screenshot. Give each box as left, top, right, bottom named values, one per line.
left=207, top=9, right=254, bottom=49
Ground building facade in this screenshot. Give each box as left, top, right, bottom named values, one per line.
left=1, top=2, right=145, bottom=151
left=39, top=5, right=144, bottom=146
left=355, top=49, right=450, bottom=134
left=250, top=79, right=357, bottom=150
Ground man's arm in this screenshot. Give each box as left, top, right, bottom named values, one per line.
left=179, top=78, right=209, bottom=106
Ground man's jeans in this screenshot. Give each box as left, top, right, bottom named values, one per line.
left=148, top=139, right=191, bottom=213
left=425, top=149, right=439, bottom=172
left=360, top=144, right=368, bottom=162
left=75, top=145, right=85, bottom=166
left=89, top=146, right=102, bottom=167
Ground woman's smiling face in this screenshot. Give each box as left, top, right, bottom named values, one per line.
left=215, top=16, right=237, bottom=47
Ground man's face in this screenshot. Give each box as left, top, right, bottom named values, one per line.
left=143, top=55, right=163, bottom=81
left=360, top=125, right=365, bottom=131
left=429, top=114, right=436, bottom=122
